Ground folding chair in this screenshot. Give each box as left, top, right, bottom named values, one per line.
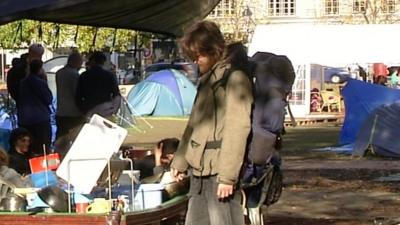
left=320, top=90, right=342, bottom=112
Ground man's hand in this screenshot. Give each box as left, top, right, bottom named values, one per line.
left=217, top=183, right=234, bottom=199
left=170, top=167, right=186, bottom=182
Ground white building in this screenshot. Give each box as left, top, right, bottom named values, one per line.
left=210, top=0, right=400, bottom=116
left=249, top=23, right=400, bottom=116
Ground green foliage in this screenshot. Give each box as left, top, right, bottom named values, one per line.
left=0, top=20, right=140, bottom=52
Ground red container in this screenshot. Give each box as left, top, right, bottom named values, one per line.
left=373, top=63, right=388, bottom=77
left=29, top=153, right=61, bottom=173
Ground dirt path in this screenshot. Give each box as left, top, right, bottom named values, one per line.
left=267, top=159, right=400, bottom=224
left=267, top=126, right=400, bottom=225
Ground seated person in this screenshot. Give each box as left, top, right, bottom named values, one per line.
left=134, top=138, right=179, bottom=179
left=310, top=88, right=323, bottom=112
left=0, top=148, right=32, bottom=188
left=8, top=128, right=32, bottom=176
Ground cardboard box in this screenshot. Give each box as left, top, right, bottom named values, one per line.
left=133, top=184, right=164, bottom=210
left=29, top=153, right=60, bottom=173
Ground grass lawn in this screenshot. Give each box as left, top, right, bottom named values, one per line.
left=124, top=117, right=343, bottom=159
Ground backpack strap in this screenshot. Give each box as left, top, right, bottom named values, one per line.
left=212, top=68, right=233, bottom=90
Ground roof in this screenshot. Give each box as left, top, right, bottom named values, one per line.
left=0, top=0, right=221, bottom=37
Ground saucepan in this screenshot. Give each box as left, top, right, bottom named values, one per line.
left=0, top=194, right=28, bottom=212
left=37, top=186, right=69, bottom=212
left=163, top=177, right=189, bottom=199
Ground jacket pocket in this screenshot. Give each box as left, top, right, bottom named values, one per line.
left=184, top=131, right=207, bottom=170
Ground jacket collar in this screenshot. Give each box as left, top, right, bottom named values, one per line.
left=198, top=60, right=230, bottom=86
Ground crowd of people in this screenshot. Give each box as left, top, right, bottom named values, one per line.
left=2, top=44, right=122, bottom=183
left=2, top=43, right=183, bottom=194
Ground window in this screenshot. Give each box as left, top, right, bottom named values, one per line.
left=381, top=0, right=396, bottom=13
left=289, top=65, right=306, bottom=106
left=268, top=0, right=296, bottom=16
left=209, top=0, right=235, bottom=17
left=353, top=0, right=366, bottom=13
left=325, top=0, right=339, bottom=15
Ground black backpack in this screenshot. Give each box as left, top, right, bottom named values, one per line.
left=215, top=48, right=295, bottom=207
left=251, top=51, right=295, bottom=90
left=247, top=52, right=295, bottom=164
left=242, top=52, right=295, bottom=207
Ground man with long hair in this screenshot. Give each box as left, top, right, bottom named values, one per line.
left=170, top=21, right=253, bottom=225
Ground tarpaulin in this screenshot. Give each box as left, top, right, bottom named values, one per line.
left=0, top=0, right=220, bottom=36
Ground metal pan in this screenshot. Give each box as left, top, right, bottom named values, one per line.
left=0, top=194, right=27, bottom=212
left=37, top=186, right=69, bottom=212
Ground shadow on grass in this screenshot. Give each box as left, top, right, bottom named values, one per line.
left=281, top=125, right=344, bottom=159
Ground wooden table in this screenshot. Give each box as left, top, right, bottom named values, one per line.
left=0, top=196, right=188, bottom=225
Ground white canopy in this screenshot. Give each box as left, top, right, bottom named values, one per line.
left=248, top=24, right=400, bottom=66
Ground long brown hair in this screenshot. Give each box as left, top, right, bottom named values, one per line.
left=0, top=148, right=9, bottom=167
left=180, top=20, right=225, bottom=62
left=224, top=42, right=250, bottom=75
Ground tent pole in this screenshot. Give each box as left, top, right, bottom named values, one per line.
left=124, top=99, right=154, bottom=129
left=368, top=114, right=378, bottom=155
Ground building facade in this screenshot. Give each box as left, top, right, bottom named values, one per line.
left=208, top=0, right=400, bottom=116
left=208, top=0, right=400, bottom=43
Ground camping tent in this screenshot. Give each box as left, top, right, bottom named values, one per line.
left=127, top=69, right=196, bottom=116
left=0, top=0, right=220, bottom=36
left=340, top=79, right=400, bottom=145
left=352, top=102, right=400, bottom=158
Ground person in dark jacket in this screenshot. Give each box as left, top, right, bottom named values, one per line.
left=6, top=53, right=28, bottom=103
left=8, top=128, right=32, bottom=175
left=18, top=59, right=53, bottom=156
left=0, top=148, right=32, bottom=188
left=75, top=51, right=121, bottom=119
left=7, top=44, right=46, bottom=104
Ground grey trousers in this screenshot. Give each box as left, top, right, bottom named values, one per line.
left=185, top=175, right=245, bottom=225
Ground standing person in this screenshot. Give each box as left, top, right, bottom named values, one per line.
left=55, top=52, right=84, bottom=140
left=7, top=43, right=45, bottom=106
left=397, top=69, right=400, bottom=88
left=390, top=69, right=398, bottom=89
left=75, top=51, right=121, bottom=119
left=6, top=53, right=29, bottom=103
left=170, top=21, right=253, bottom=225
left=358, top=65, right=367, bottom=82
left=18, top=59, right=53, bottom=157
left=8, top=128, right=32, bottom=175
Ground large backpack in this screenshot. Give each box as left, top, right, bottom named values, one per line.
left=242, top=51, right=295, bottom=208
left=247, top=52, right=295, bottom=165
left=215, top=49, right=295, bottom=207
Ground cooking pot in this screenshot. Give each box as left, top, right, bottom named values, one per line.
left=0, top=194, right=27, bottom=212
left=37, top=186, right=69, bottom=212
left=163, top=178, right=189, bottom=199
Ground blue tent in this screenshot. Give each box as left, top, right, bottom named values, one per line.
left=340, top=79, right=400, bottom=144
left=127, top=69, right=197, bottom=116
left=352, top=102, right=400, bottom=158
